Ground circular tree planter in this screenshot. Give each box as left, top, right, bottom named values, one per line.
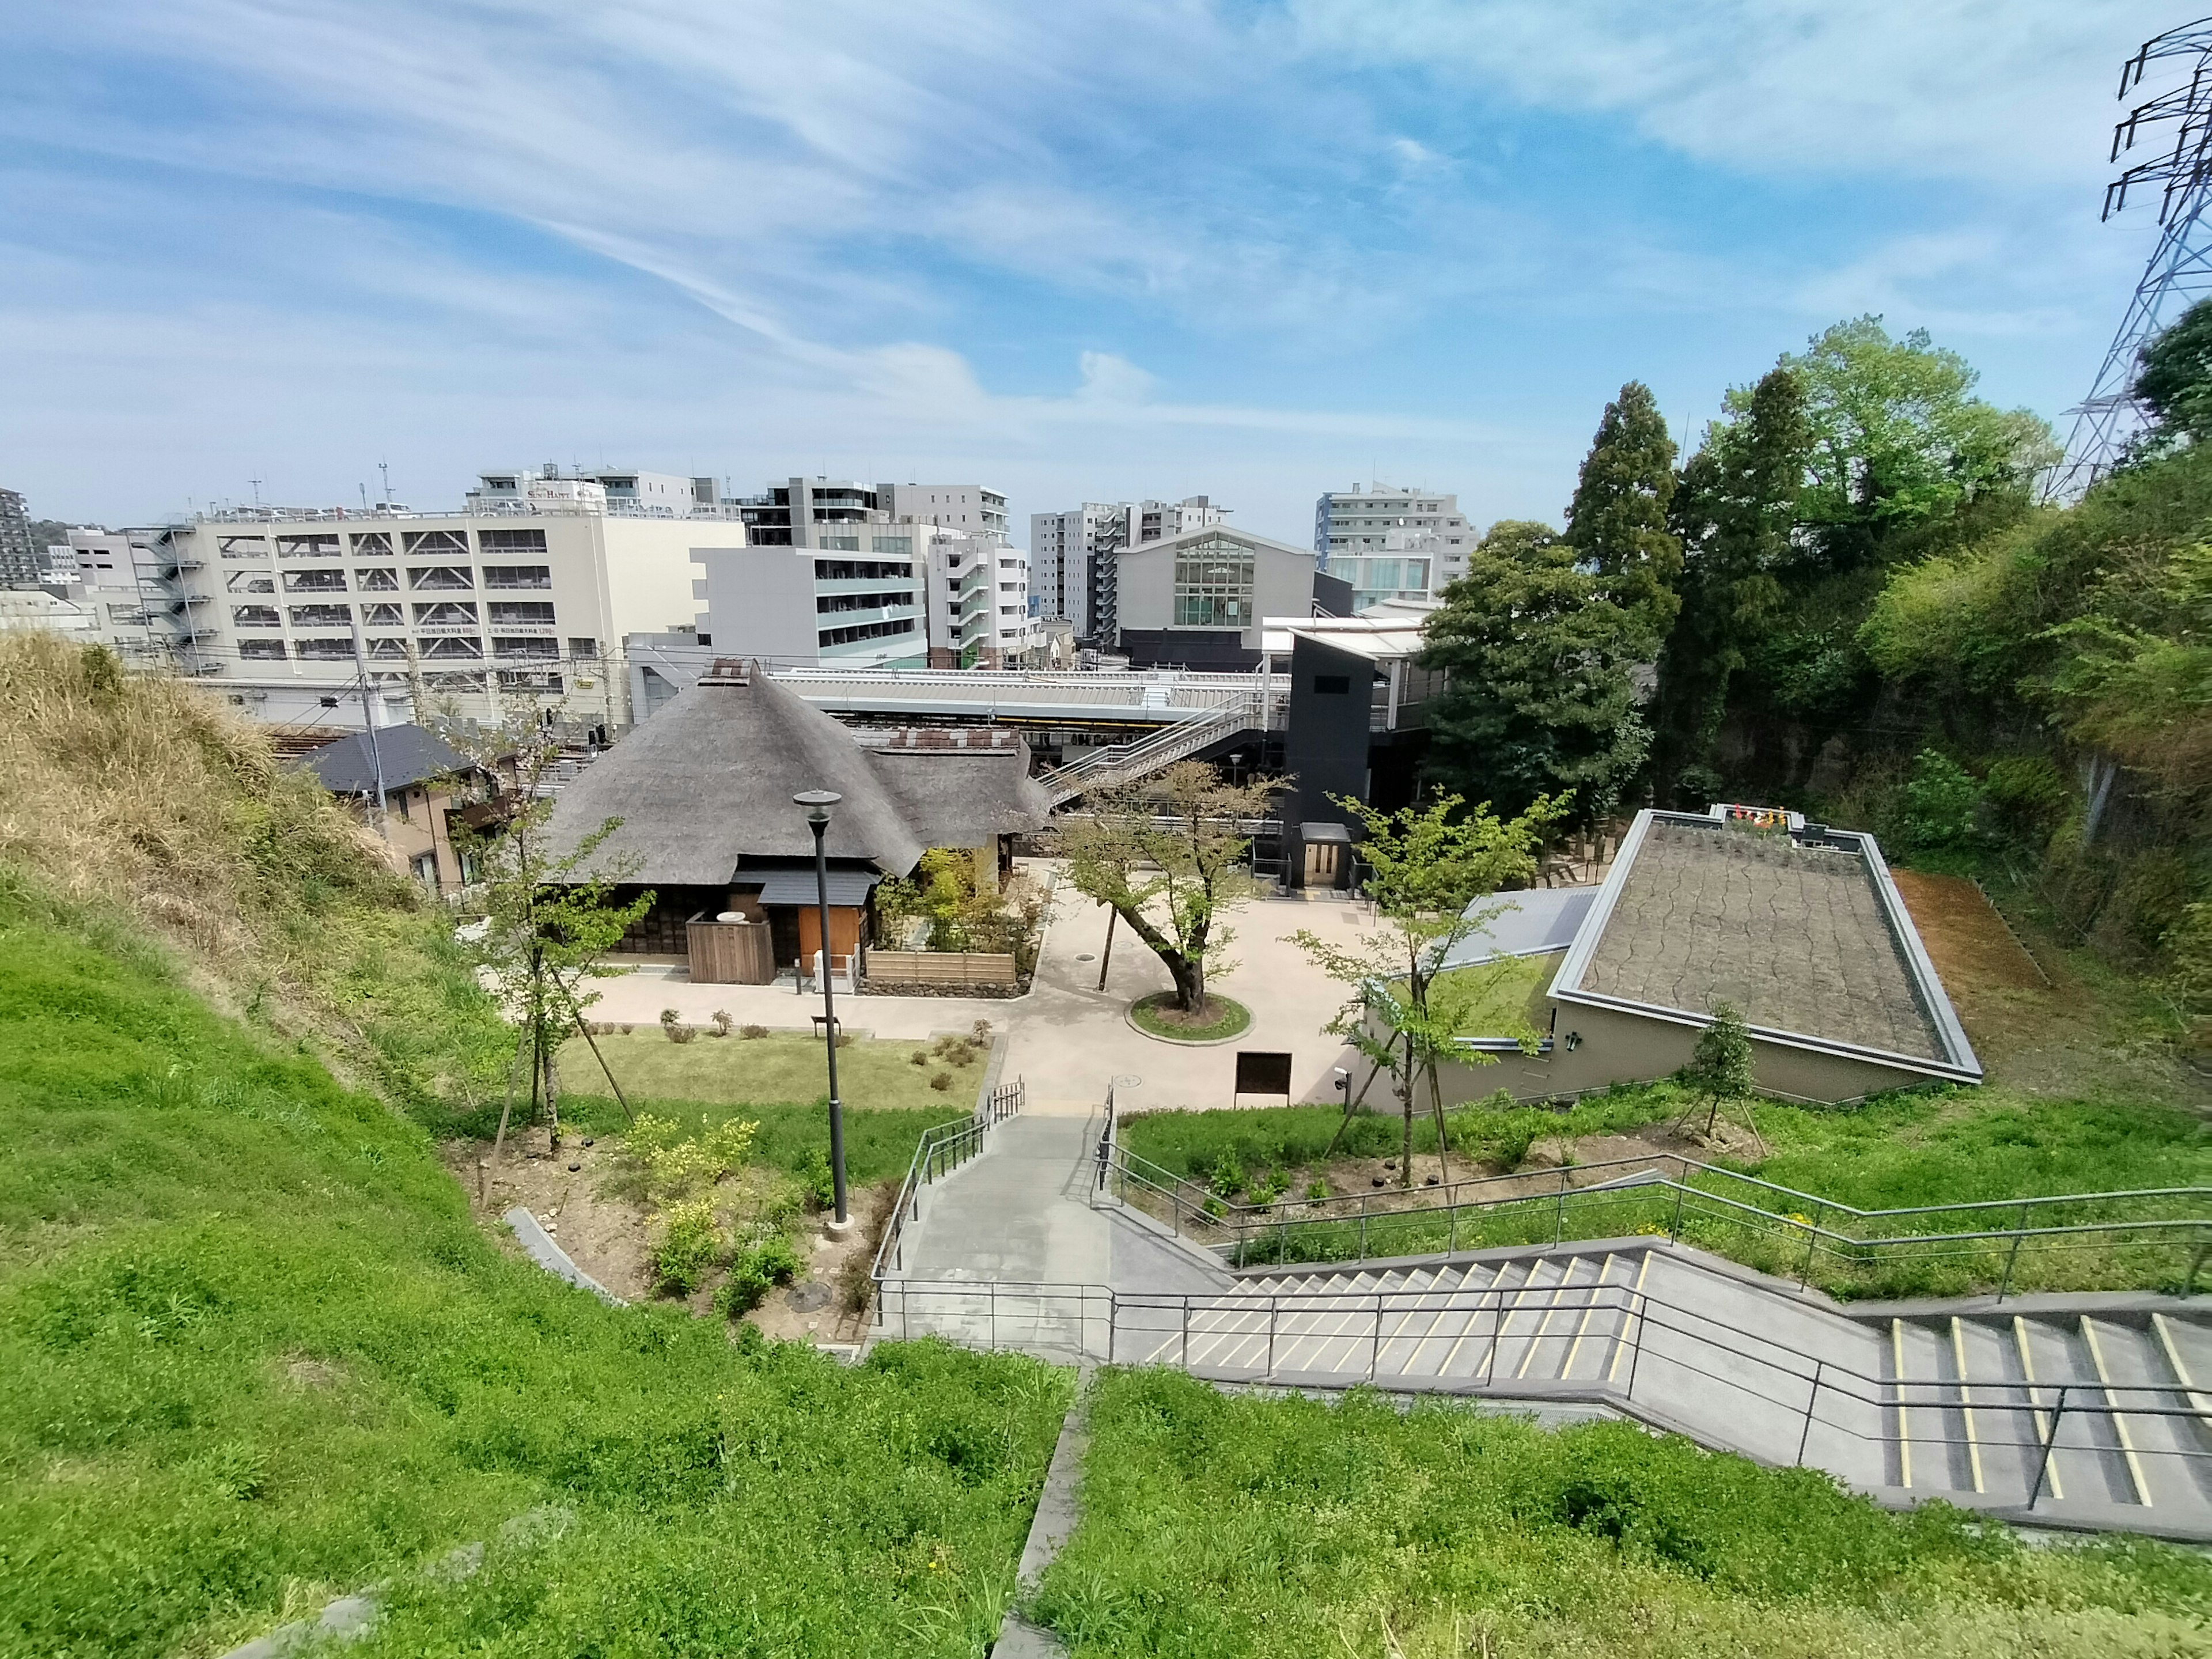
left=1126, top=991, right=1252, bottom=1046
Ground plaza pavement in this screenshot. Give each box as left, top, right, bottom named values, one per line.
left=582, top=861, right=1378, bottom=1117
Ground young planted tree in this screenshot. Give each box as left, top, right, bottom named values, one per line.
left=457, top=733, right=652, bottom=1163
left=1058, top=760, right=1275, bottom=1016
left=1676, top=999, right=1762, bottom=1150
left=1288, top=791, right=1563, bottom=1185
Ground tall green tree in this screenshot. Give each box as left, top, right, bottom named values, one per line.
left=1652, top=367, right=1810, bottom=801
left=1565, top=380, right=1683, bottom=656
left=1420, top=521, right=1647, bottom=824
left=2133, top=296, right=2212, bottom=449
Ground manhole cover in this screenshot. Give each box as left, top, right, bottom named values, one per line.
left=1075, top=953, right=1096, bottom=961
left=788, top=1281, right=833, bottom=1312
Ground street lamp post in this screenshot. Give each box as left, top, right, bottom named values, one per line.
left=794, top=789, right=852, bottom=1232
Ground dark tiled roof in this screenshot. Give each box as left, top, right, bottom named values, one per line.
left=298, top=725, right=474, bottom=794
left=545, top=670, right=1049, bottom=887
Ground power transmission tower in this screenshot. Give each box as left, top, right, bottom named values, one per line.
left=2047, top=17, right=2212, bottom=501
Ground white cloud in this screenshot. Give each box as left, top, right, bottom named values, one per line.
left=1288, top=0, right=2175, bottom=187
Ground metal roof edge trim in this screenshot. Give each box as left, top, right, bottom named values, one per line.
left=1849, top=827, right=1983, bottom=1078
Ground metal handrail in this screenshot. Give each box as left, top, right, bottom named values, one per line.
left=1101, top=1144, right=2209, bottom=1296
left=867, top=1077, right=1022, bottom=1285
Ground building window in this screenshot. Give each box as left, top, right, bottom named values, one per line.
left=870, top=535, right=913, bottom=556
left=276, top=533, right=342, bottom=558
left=294, top=637, right=354, bottom=660
left=409, top=566, right=473, bottom=589
left=815, top=590, right=912, bottom=615
left=288, top=604, right=351, bottom=627
left=350, top=532, right=393, bottom=556
left=218, top=536, right=271, bottom=560
left=478, top=527, right=548, bottom=552
left=422, top=636, right=483, bottom=660
left=482, top=565, right=551, bottom=589
left=238, top=639, right=286, bottom=660
left=820, top=535, right=861, bottom=551
left=365, top=637, right=408, bottom=659
left=492, top=636, right=559, bottom=660
left=232, top=605, right=280, bottom=627
left=813, top=559, right=912, bottom=581
left=357, top=567, right=399, bottom=591
left=568, top=636, right=599, bottom=658
left=497, top=669, right=563, bottom=692
left=1172, top=539, right=1256, bottom=628
left=817, top=618, right=918, bottom=647
left=225, top=571, right=274, bottom=594
left=488, top=601, right=556, bottom=625
left=283, top=568, right=348, bottom=593
left=403, top=529, right=468, bottom=556
left=413, top=601, right=478, bottom=626
left=362, top=603, right=403, bottom=626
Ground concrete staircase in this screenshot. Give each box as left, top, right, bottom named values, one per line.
left=1115, top=1244, right=2212, bottom=1538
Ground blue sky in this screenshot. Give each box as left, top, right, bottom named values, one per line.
left=0, top=1, right=2182, bottom=543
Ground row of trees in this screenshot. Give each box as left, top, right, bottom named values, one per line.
left=1421, top=316, right=2058, bottom=827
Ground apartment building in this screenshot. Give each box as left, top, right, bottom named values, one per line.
left=689, top=522, right=1034, bottom=673
left=145, top=470, right=718, bottom=732
left=1028, top=495, right=1230, bottom=642
left=879, top=483, right=1009, bottom=541
left=1312, top=483, right=1475, bottom=604
left=44, top=528, right=171, bottom=663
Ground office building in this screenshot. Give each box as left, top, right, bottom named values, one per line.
left=1312, top=483, right=1475, bottom=603
left=1111, top=522, right=1321, bottom=670
left=1028, top=495, right=1230, bottom=641
left=142, top=467, right=724, bottom=733
left=878, top=484, right=1010, bottom=541
left=45, top=528, right=171, bottom=663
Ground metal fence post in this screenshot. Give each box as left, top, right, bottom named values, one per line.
left=1997, top=1223, right=2027, bottom=1305
left=1626, top=1294, right=1646, bottom=1403
left=1797, top=1203, right=1824, bottom=1288
left=1796, top=1361, right=1823, bottom=1466
left=1370, top=1294, right=1382, bottom=1381
left=1267, top=1297, right=1277, bottom=1376
left=1555, top=1167, right=1569, bottom=1244
left=1449, top=1204, right=1459, bottom=1254
left=1360, top=1205, right=1369, bottom=1260
left=1181, top=1299, right=1190, bottom=1369
left=989, top=1279, right=997, bottom=1350
left=1670, top=1181, right=1685, bottom=1241
left=2027, top=1385, right=2067, bottom=1507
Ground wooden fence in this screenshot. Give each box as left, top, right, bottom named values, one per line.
left=866, top=950, right=1019, bottom=988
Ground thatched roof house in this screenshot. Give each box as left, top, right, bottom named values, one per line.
left=545, top=659, right=1047, bottom=968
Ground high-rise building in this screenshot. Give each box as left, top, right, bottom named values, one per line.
left=0, top=487, right=38, bottom=588
left=1028, top=495, right=1230, bottom=641
left=878, top=484, right=1010, bottom=541
left=1312, top=483, right=1475, bottom=605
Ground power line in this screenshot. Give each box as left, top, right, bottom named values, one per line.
left=2047, top=17, right=2212, bottom=501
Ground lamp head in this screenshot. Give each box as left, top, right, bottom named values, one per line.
left=793, top=788, right=841, bottom=828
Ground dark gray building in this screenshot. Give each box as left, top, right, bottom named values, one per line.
left=0, top=487, right=39, bottom=588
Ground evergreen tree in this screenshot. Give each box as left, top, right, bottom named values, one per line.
left=1652, top=366, right=1809, bottom=801
left=1565, top=380, right=1683, bottom=657
left=1418, top=520, right=1647, bottom=824
left=2133, top=296, right=2212, bottom=449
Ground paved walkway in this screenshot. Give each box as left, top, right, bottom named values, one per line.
left=585, top=861, right=1379, bottom=1116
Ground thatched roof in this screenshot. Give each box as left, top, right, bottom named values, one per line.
left=545, top=666, right=1047, bottom=887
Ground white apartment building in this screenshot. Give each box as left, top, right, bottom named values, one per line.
left=44, top=528, right=171, bottom=664
left=1312, top=483, right=1475, bottom=604
left=144, top=470, right=722, bottom=733
left=690, top=522, right=1034, bottom=673
left=1029, top=495, right=1230, bottom=641
left=879, top=483, right=1010, bottom=541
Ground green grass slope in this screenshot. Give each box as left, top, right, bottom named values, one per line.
left=0, top=893, right=1069, bottom=1658
left=1037, top=1370, right=2211, bottom=1658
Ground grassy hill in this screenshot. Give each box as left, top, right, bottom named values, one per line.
left=0, top=640, right=1070, bottom=1655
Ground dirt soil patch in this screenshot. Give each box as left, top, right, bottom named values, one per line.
left=1891, top=869, right=2047, bottom=994
left=443, top=1132, right=893, bottom=1343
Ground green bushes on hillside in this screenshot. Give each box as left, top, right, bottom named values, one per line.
left=1036, top=1370, right=2211, bottom=1657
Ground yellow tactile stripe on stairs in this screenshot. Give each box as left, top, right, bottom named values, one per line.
left=2014, top=1316, right=2063, bottom=1503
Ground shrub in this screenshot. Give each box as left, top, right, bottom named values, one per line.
left=797, top=1146, right=836, bottom=1211
left=929, top=1070, right=955, bottom=1092
left=739, top=1023, right=770, bottom=1040
left=666, top=1022, right=696, bottom=1044
left=653, top=1195, right=725, bottom=1295
left=717, top=1233, right=806, bottom=1315
left=971, top=1018, right=993, bottom=1039
left=835, top=1030, right=855, bottom=1048
left=1900, top=748, right=1983, bottom=853
left=911, top=1050, right=930, bottom=1066
left=1304, top=1178, right=1330, bottom=1201
left=1488, top=1112, right=1544, bottom=1171
left=711, top=1009, right=733, bottom=1037
left=659, top=1007, right=680, bottom=1028
left=1207, top=1151, right=1244, bottom=1200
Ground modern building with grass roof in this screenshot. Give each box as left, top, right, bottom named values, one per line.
left=1425, top=805, right=1982, bottom=1106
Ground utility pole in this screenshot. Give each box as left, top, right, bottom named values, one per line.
left=349, top=620, right=391, bottom=840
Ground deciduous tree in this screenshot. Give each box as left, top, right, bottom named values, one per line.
left=1058, top=760, right=1275, bottom=1015
left=1288, top=791, right=1562, bottom=1185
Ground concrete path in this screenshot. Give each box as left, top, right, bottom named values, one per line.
left=584, top=859, right=1379, bottom=1117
